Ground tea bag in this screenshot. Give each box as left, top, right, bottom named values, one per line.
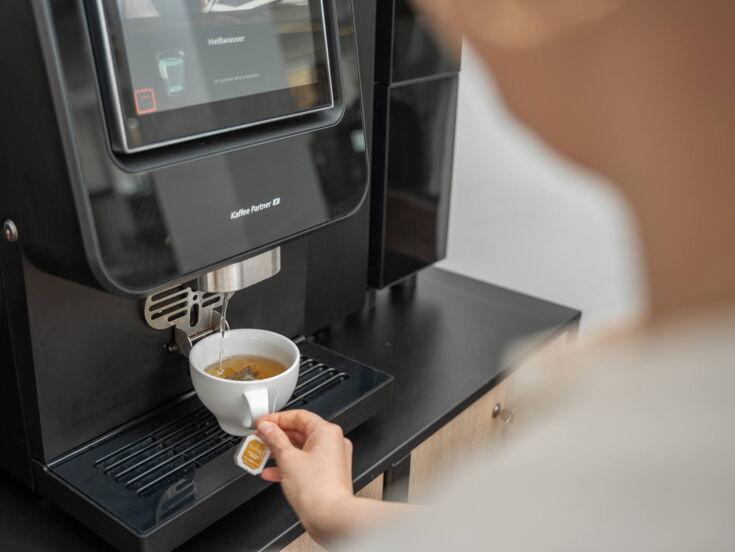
left=231, top=366, right=258, bottom=381
left=234, top=434, right=270, bottom=475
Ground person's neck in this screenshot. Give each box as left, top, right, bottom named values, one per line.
left=629, top=175, right=735, bottom=325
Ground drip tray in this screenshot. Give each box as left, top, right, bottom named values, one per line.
left=38, top=343, right=393, bottom=552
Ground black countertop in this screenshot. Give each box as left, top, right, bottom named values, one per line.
left=0, top=269, right=580, bottom=552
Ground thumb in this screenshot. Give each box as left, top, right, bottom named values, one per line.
left=257, top=421, right=294, bottom=458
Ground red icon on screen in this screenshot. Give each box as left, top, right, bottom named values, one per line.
left=134, top=88, right=157, bottom=115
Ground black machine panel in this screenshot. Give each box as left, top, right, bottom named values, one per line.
left=1, top=0, right=369, bottom=297
left=369, top=0, right=460, bottom=288
left=371, top=76, right=458, bottom=288
left=375, top=0, right=461, bottom=85
left=0, top=260, right=34, bottom=487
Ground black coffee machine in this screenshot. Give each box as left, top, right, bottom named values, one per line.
left=0, top=0, right=459, bottom=550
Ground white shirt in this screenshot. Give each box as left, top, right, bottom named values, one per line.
left=344, top=309, right=735, bottom=551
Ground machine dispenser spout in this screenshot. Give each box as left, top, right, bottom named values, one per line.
left=144, top=248, right=281, bottom=356
left=198, top=248, right=281, bottom=293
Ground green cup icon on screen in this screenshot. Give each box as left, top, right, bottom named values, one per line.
left=157, top=51, right=185, bottom=96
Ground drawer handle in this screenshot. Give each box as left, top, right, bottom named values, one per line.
left=492, top=403, right=514, bottom=424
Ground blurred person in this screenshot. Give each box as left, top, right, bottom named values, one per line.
left=255, top=0, right=735, bottom=549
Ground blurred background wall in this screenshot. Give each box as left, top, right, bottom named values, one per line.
left=437, top=49, right=645, bottom=333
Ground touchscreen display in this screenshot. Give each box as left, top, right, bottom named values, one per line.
left=98, top=0, right=334, bottom=151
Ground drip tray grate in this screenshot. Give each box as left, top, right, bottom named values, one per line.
left=47, top=341, right=393, bottom=540
left=94, top=355, right=349, bottom=497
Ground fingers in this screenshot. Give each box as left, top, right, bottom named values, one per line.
left=285, top=429, right=306, bottom=449
left=257, top=421, right=296, bottom=458
left=260, top=467, right=282, bottom=482
left=258, top=410, right=326, bottom=435
left=344, top=438, right=353, bottom=464
left=257, top=411, right=348, bottom=456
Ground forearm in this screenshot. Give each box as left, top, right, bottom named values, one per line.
left=303, top=496, right=413, bottom=545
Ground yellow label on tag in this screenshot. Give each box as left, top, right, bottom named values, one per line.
left=242, top=439, right=268, bottom=469
left=234, top=435, right=271, bottom=475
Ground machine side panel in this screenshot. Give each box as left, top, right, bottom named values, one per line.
left=0, top=0, right=97, bottom=288
left=367, top=0, right=460, bottom=289
left=0, top=255, right=34, bottom=487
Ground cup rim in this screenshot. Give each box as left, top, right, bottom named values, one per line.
left=190, top=328, right=300, bottom=385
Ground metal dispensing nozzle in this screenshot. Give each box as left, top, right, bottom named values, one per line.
left=144, top=248, right=282, bottom=356
left=197, top=248, right=281, bottom=293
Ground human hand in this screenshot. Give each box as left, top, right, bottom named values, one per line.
left=256, top=410, right=355, bottom=542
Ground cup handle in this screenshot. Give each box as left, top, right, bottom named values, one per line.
left=242, top=388, right=270, bottom=430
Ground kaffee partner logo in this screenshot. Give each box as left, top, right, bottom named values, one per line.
left=230, top=197, right=282, bottom=221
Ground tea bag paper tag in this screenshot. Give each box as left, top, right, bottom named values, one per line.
left=234, top=435, right=270, bottom=476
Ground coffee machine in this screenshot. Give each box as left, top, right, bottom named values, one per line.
left=0, top=0, right=458, bottom=550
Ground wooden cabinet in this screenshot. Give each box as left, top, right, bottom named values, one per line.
left=407, top=377, right=514, bottom=503
left=281, top=475, right=385, bottom=552
left=407, top=329, right=573, bottom=503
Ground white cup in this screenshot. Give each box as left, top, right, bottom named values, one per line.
left=189, top=329, right=300, bottom=436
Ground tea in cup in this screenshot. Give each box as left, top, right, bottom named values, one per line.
left=189, top=329, right=300, bottom=436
